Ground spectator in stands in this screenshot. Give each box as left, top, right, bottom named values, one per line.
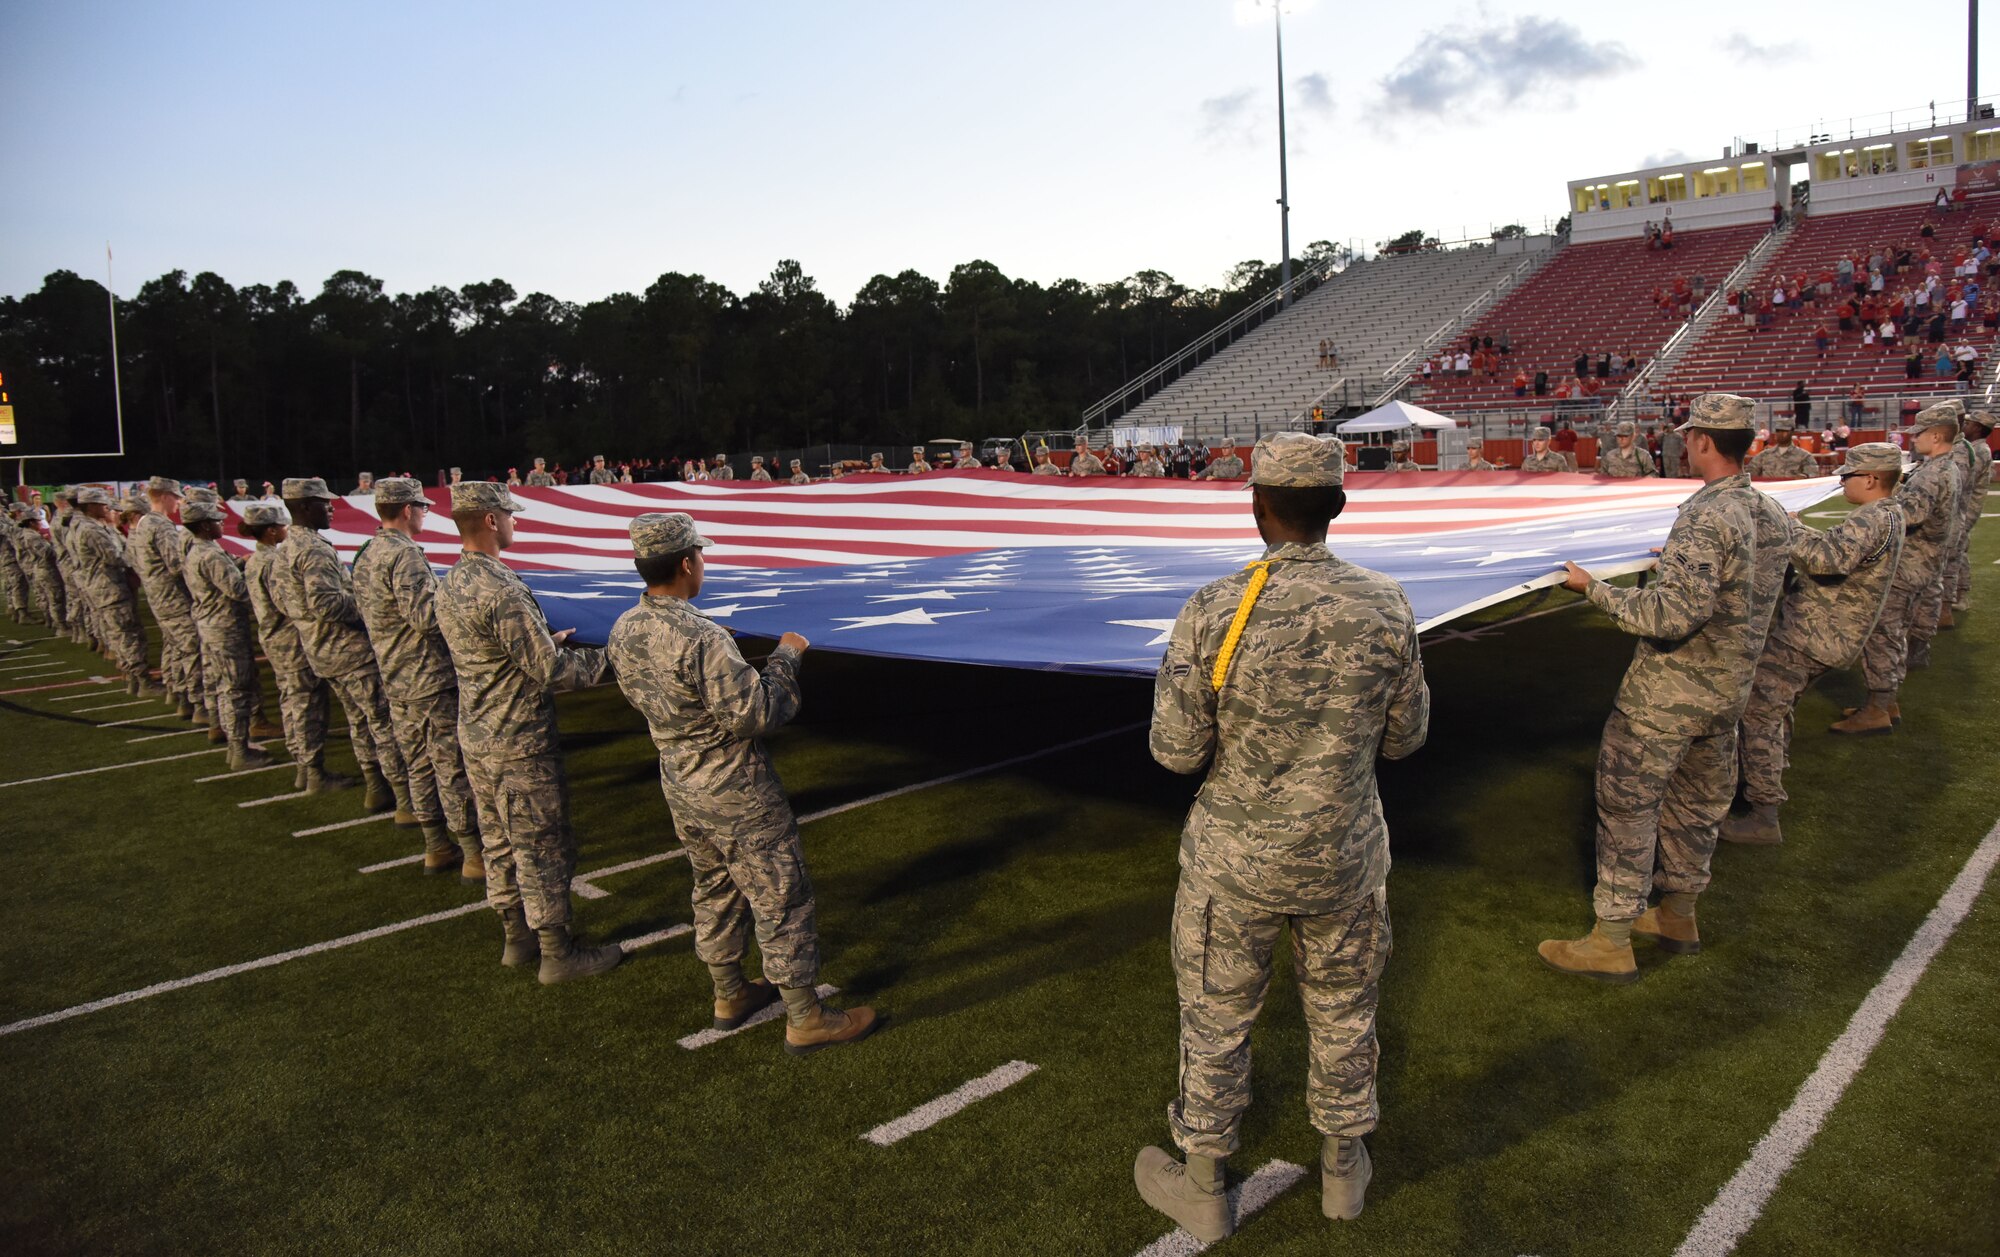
left=1533, top=369, right=1550, bottom=397
left=1951, top=295, right=1970, bottom=331
left=1934, top=347, right=1954, bottom=379
left=1573, top=352, right=1589, bottom=379
left=1848, top=386, right=1868, bottom=424
left=1792, top=382, right=1811, bottom=427
left=1906, top=345, right=1926, bottom=380
left=1513, top=369, right=1529, bottom=399
left=1498, top=331, right=1512, bottom=355
left=1815, top=327, right=1832, bottom=359
left=1862, top=323, right=1877, bottom=348
left=1595, top=353, right=1611, bottom=380
left=1550, top=423, right=1579, bottom=456
left=1830, top=424, right=1852, bottom=452
left=1420, top=358, right=1434, bottom=384
left=1454, top=349, right=1472, bottom=377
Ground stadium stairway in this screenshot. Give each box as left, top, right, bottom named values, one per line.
left=1649, top=196, right=2000, bottom=405
left=1406, top=223, right=1769, bottom=414
left=1109, top=245, right=1551, bottom=444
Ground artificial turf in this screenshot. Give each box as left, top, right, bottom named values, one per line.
left=1, top=501, right=1995, bottom=1256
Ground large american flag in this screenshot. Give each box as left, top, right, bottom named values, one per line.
left=221, top=472, right=1841, bottom=676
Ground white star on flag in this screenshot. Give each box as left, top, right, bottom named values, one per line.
left=700, top=603, right=783, bottom=619
left=865, top=589, right=958, bottom=603
left=831, top=607, right=988, bottom=631
left=1453, top=549, right=1557, bottom=567
left=1110, top=619, right=1178, bottom=645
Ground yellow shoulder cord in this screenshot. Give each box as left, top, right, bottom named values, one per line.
left=1210, top=559, right=1275, bottom=692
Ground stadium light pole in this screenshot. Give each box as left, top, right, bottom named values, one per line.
left=1272, top=1, right=1292, bottom=307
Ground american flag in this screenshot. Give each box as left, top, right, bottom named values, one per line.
left=222, top=472, right=1842, bottom=676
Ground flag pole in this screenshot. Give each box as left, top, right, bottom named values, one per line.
left=106, top=244, right=127, bottom=457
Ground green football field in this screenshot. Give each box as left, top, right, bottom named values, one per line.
left=3, top=501, right=1996, bottom=1256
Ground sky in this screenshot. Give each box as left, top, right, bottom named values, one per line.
left=2, top=0, right=1991, bottom=307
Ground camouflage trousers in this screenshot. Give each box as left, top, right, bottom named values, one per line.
left=1592, top=708, right=1736, bottom=921
left=1735, top=638, right=1829, bottom=808
left=671, top=802, right=820, bottom=989
left=272, top=665, right=330, bottom=768
left=387, top=690, right=478, bottom=835
left=90, top=594, right=149, bottom=679
left=59, top=568, right=93, bottom=643
left=1860, top=579, right=1919, bottom=697
left=150, top=597, right=206, bottom=709
left=29, top=567, right=65, bottom=629
left=2, top=565, right=32, bottom=619
left=322, top=665, right=408, bottom=792
left=195, top=620, right=259, bottom=746
left=464, top=750, right=575, bottom=930
left=1168, top=875, right=1391, bottom=1158
left=1943, top=531, right=1977, bottom=612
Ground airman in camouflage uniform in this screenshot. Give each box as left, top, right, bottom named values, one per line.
left=1385, top=440, right=1421, bottom=472
left=1032, top=450, right=1062, bottom=476
left=865, top=453, right=890, bottom=475
left=1131, top=446, right=1167, bottom=477
left=788, top=459, right=811, bottom=484
left=1462, top=437, right=1503, bottom=471
left=606, top=511, right=880, bottom=1052
left=12, top=512, right=66, bottom=629
left=1745, top=418, right=1820, bottom=480
left=707, top=453, right=735, bottom=481
left=351, top=478, right=483, bottom=879
left=1942, top=410, right=1994, bottom=615
left=1726, top=443, right=1903, bottom=844
left=243, top=503, right=342, bottom=788
left=1069, top=442, right=1107, bottom=477
left=587, top=455, right=616, bottom=485
left=1596, top=422, right=1656, bottom=478
left=953, top=443, right=983, bottom=469
left=0, top=516, right=31, bottom=621
left=273, top=477, right=414, bottom=815
left=1911, top=403, right=1983, bottom=643
left=1520, top=426, right=1568, bottom=472
left=749, top=456, right=773, bottom=482
left=906, top=445, right=930, bottom=474
left=1540, top=394, right=1788, bottom=979
left=1136, top=432, right=1428, bottom=1239
left=71, top=487, right=157, bottom=691
left=180, top=499, right=272, bottom=771
left=229, top=479, right=253, bottom=502
left=435, top=481, right=623, bottom=984
left=129, top=477, right=208, bottom=721
left=50, top=491, right=97, bottom=647
left=1834, top=404, right=1964, bottom=733
left=525, top=458, right=556, bottom=487
left=1198, top=447, right=1245, bottom=479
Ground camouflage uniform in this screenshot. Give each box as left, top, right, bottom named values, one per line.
left=1032, top=459, right=1063, bottom=476
left=351, top=495, right=478, bottom=841
left=128, top=494, right=205, bottom=710
left=1597, top=443, right=1656, bottom=478
left=525, top=468, right=557, bottom=487
left=1070, top=450, right=1107, bottom=477
left=1581, top=461, right=1786, bottom=921
left=1386, top=453, right=1422, bottom=473
left=749, top=462, right=774, bottom=481
left=708, top=459, right=736, bottom=482
left=72, top=507, right=150, bottom=678
left=1944, top=427, right=1993, bottom=610
left=1737, top=491, right=1902, bottom=805
left=274, top=502, right=412, bottom=800
left=52, top=504, right=97, bottom=646
left=789, top=466, right=811, bottom=484
left=607, top=578, right=819, bottom=988
left=587, top=460, right=616, bottom=485
left=14, top=525, right=66, bottom=628
left=0, top=522, right=30, bottom=620
left=1197, top=453, right=1244, bottom=480
left=906, top=449, right=931, bottom=474
left=1861, top=440, right=1960, bottom=698
left=1150, top=433, right=1430, bottom=1156
left=1520, top=449, right=1569, bottom=472
left=182, top=527, right=260, bottom=749
left=1911, top=432, right=1982, bottom=638
left=246, top=519, right=330, bottom=770
left=1745, top=441, right=1819, bottom=480
left=1132, top=456, right=1167, bottom=477
left=1661, top=429, right=1687, bottom=478
left=435, top=546, right=611, bottom=929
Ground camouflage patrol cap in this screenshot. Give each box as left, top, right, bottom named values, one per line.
left=372, top=477, right=429, bottom=507
left=751, top=455, right=765, bottom=464
left=1248, top=432, right=1345, bottom=487
left=185, top=485, right=219, bottom=502
left=789, top=458, right=802, bottom=467
left=118, top=492, right=149, bottom=514
left=180, top=499, right=226, bottom=525
left=52, top=487, right=74, bottom=503
left=1614, top=421, right=1637, bottom=436
left=1529, top=425, right=1552, bottom=440
left=912, top=445, right=925, bottom=454
left=1838, top=442, right=1904, bottom=476
left=1771, top=416, right=1795, bottom=431
left=75, top=486, right=114, bottom=507
left=630, top=511, right=712, bottom=557
left=1390, top=440, right=1410, bottom=453
left=533, top=456, right=547, bottom=467
left=450, top=481, right=523, bottom=515
left=147, top=476, right=183, bottom=496
left=1966, top=410, right=1996, bottom=431
left=1905, top=400, right=1965, bottom=433
left=714, top=453, right=728, bottom=461
left=1675, top=392, right=1756, bottom=433
left=593, top=454, right=606, bottom=462
left=1465, top=435, right=1484, bottom=447
left=241, top=502, right=289, bottom=527
left=282, top=477, right=337, bottom=501
left=449, top=467, right=462, bottom=477
left=356, top=470, right=373, bottom=482
left=233, top=479, right=249, bottom=491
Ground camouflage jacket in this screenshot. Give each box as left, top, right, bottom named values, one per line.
left=1891, top=452, right=1962, bottom=589
left=1464, top=456, right=1504, bottom=471
left=525, top=471, right=556, bottom=487
left=1520, top=451, right=1569, bottom=472
left=245, top=542, right=312, bottom=679
left=606, top=593, right=804, bottom=838
left=73, top=517, right=136, bottom=607
left=708, top=467, right=736, bottom=481
left=750, top=468, right=773, bottom=481
left=275, top=526, right=376, bottom=679
left=435, top=551, right=611, bottom=759
left=1152, top=541, right=1430, bottom=914
left=1584, top=472, right=1780, bottom=737
left=0, top=523, right=20, bottom=575
left=1131, top=458, right=1166, bottom=477
left=1745, top=444, right=1819, bottom=480
left=183, top=537, right=257, bottom=681
left=351, top=528, right=455, bottom=701
left=1070, top=453, right=1107, bottom=477
left=1197, top=455, right=1243, bottom=480
left=790, top=473, right=812, bottom=484
left=1387, top=458, right=1422, bottom=473
left=1953, top=437, right=1993, bottom=540
left=1597, top=445, right=1655, bottom=477
left=13, top=526, right=59, bottom=581
left=587, top=468, right=616, bottom=484
left=128, top=511, right=193, bottom=613
left=1768, top=498, right=1904, bottom=669
left=1032, top=462, right=1063, bottom=476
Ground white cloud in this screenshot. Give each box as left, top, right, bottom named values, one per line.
left=1375, top=14, right=1637, bottom=117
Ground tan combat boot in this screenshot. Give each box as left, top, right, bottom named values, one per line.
left=1830, top=704, right=1895, bottom=735
left=359, top=763, right=395, bottom=813
left=304, top=760, right=358, bottom=793
left=1906, top=638, right=1932, bottom=670
left=714, top=979, right=780, bottom=1031
left=419, top=824, right=462, bottom=876
left=1938, top=605, right=1955, bottom=630
left=454, top=836, right=485, bottom=887
left=783, top=1000, right=881, bottom=1055
left=536, top=923, right=624, bottom=985
left=1536, top=924, right=1638, bottom=983
left=1633, top=903, right=1701, bottom=955
left=206, top=720, right=227, bottom=745
left=227, top=742, right=274, bottom=772
left=499, top=907, right=539, bottom=968
left=1323, top=1136, right=1372, bottom=1221
left=175, top=696, right=195, bottom=719
left=249, top=713, right=284, bottom=739
left=1134, top=1147, right=1230, bottom=1242
left=1721, top=803, right=1782, bottom=845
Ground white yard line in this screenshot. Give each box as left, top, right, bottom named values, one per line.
left=359, top=853, right=427, bottom=874
left=0, top=659, right=55, bottom=672
left=0, top=747, right=224, bottom=789
left=238, top=790, right=309, bottom=809
left=1674, top=816, right=2000, bottom=1257
left=0, top=902, right=491, bottom=1039
left=1133, top=1160, right=1310, bottom=1257
left=96, top=713, right=174, bottom=730
left=293, top=814, right=395, bottom=838
left=72, top=698, right=154, bottom=715
left=570, top=848, right=687, bottom=896
left=127, top=728, right=210, bottom=744
left=794, top=722, right=1146, bottom=826
left=619, top=923, right=693, bottom=953
left=8, top=668, right=83, bottom=680
left=195, top=761, right=294, bottom=783
left=678, top=984, right=838, bottom=1050
left=861, top=1061, right=1039, bottom=1147
left=0, top=677, right=113, bottom=697
left=50, top=687, right=125, bottom=703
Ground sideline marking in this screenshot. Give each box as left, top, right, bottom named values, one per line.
left=50, top=687, right=124, bottom=703
left=619, top=923, right=693, bottom=953
left=0, top=902, right=491, bottom=1038
left=127, top=728, right=209, bottom=744
left=0, top=677, right=114, bottom=696
left=359, top=853, right=426, bottom=873
left=7, top=668, right=82, bottom=680
left=862, top=1060, right=1039, bottom=1147
left=679, top=984, right=838, bottom=1050
left=294, top=813, right=394, bottom=837
left=239, top=790, right=309, bottom=809
left=195, top=761, right=294, bottom=783
left=73, top=698, right=153, bottom=715
left=96, top=713, right=174, bottom=730
left=0, top=659, right=55, bottom=672
left=570, top=847, right=687, bottom=897
left=1673, top=816, right=2000, bottom=1257
left=0, top=746, right=224, bottom=789
left=1133, top=1160, right=1310, bottom=1257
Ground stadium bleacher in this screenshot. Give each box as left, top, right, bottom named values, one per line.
left=1650, top=196, right=1998, bottom=404
left=1114, top=244, right=1551, bottom=442
left=1408, top=224, right=1769, bottom=414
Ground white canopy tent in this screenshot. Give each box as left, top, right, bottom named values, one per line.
left=1334, top=400, right=1460, bottom=434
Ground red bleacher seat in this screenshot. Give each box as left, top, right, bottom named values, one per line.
left=1408, top=224, right=1768, bottom=414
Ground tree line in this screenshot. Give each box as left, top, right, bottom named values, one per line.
left=1, top=242, right=1359, bottom=485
